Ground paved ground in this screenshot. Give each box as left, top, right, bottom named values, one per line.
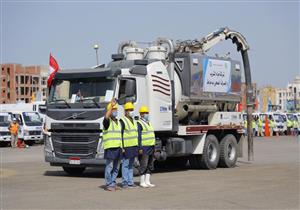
left=0, top=136, right=299, bottom=210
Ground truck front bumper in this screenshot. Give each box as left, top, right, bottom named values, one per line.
left=45, top=155, right=105, bottom=167
left=24, top=135, right=43, bottom=141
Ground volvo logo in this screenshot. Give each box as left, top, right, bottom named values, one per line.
left=71, top=113, right=78, bottom=119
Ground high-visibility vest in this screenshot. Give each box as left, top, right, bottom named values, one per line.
left=10, top=123, right=19, bottom=135
left=269, top=120, right=275, bottom=128
left=121, top=117, right=138, bottom=148
left=138, top=119, right=155, bottom=146
left=293, top=120, right=299, bottom=128
left=102, top=119, right=122, bottom=150
left=244, top=120, right=247, bottom=128
left=258, top=119, right=263, bottom=127
left=287, top=119, right=293, bottom=128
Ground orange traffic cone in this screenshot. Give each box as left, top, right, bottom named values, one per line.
left=265, top=116, right=270, bottom=137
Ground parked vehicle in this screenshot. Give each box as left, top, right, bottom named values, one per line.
left=44, top=27, right=252, bottom=175
left=0, top=112, right=13, bottom=146
left=11, top=111, right=43, bottom=145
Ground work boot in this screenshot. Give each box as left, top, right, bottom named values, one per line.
left=145, top=174, right=155, bottom=187
left=139, top=175, right=148, bottom=188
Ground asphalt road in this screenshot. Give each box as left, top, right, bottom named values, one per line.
left=1, top=136, right=299, bottom=210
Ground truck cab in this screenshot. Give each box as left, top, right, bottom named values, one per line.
left=0, top=112, right=13, bottom=145
left=12, top=111, right=43, bottom=145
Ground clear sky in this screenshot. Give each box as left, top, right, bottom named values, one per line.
left=1, top=0, right=299, bottom=88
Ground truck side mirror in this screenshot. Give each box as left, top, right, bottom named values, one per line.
left=124, top=79, right=136, bottom=97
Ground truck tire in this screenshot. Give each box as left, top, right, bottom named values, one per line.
left=63, top=166, right=86, bottom=175
left=218, top=134, right=238, bottom=168
left=189, top=134, right=220, bottom=169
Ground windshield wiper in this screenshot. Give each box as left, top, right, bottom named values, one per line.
left=52, top=99, right=71, bottom=108
left=81, top=97, right=100, bottom=108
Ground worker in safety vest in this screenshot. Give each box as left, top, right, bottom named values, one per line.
left=258, top=117, right=264, bottom=137
left=269, top=117, right=275, bottom=137
left=102, top=99, right=122, bottom=191
left=120, top=102, right=139, bottom=189
left=243, top=118, right=247, bottom=136
left=252, top=118, right=257, bottom=137
left=293, top=118, right=299, bottom=136
left=287, top=118, right=293, bottom=135
left=137, top=105, right=156, bottom=188
left=9, top=118, right=19, bottom=148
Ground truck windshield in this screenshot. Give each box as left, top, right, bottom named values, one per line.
left=22, top=112, right=43, bottom=126
left=0, top=113, right=12, bottom=126
left=273, top=114, right=283, bottom=123
left=49, top=77, right=115, bottom=106
left=287, top=114, right=294, bottom=121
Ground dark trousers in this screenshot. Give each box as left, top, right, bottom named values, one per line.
left=139, top=153, right=154, bottom=175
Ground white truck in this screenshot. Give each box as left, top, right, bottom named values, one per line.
left=0, top=112, right=13, bottom=146
left=11, top=111, right=43, bottom=145
left=0, top=101, right=46, bottom=121
left=44, top=27, right=254, bottom=175
left=260, top=112, right=285, bottom=135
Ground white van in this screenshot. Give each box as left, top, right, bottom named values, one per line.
left=11, top=111, right=43, bottom=145
left=261, top=112, right=285, bottom=135
left=0, top=112, right=13, bottom=144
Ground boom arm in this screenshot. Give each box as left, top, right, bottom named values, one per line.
left=175, top=27, right=254, bottom=161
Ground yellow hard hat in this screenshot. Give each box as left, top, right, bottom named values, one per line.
left=139, top=106, right=149, bottom=113
left=107, top=102, right=118, bottom=110
left=124, top=102, right=134, bottom=110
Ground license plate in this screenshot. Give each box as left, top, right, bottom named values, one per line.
left=69, top=157, right=80, bottom=165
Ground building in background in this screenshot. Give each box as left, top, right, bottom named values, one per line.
left=0, top=64, right=48, bottom=104
left=276, top=76, right=300, bottom=112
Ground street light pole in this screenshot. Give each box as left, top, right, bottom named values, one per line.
left=93, top=44, right=99, bottom=66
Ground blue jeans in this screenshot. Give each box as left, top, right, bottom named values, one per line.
left=121, top=157, right=135, bottom=186
left=105, top=159, right=120, bottom=187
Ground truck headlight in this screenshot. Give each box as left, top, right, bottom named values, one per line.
left=24, top=130, right=29, bottom=136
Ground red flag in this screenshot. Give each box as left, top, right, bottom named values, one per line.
left=47, top=54, right=59, bottom=87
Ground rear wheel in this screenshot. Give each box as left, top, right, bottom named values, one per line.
left=218, top=134, right=238, bottom=168
left=63, top=166, right=86, bottom=175
left=189, top=134, right=220, bottom=169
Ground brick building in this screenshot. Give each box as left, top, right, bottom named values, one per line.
left=0, top=64, right=48, bottom=104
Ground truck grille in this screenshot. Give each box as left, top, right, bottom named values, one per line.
left=0, top=131, right=10, bottom=136
left=29, top=131, right=42, bottom=135
left=52, top=132, right=99, bottom=159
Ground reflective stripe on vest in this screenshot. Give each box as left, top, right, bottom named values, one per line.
left=258, top=119, right=263, bottom=127
left=102, top=119, right=122, bottom=150
left=138, top=119, right=155, bottom=146
left=121, top=117, right=138, bottom=148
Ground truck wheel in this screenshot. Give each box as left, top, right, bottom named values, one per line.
left=63, top=167, right=86, bottom=175
left=189, top=134, right=220, bottom=169
left=218, top=134, right=238, bottom=168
